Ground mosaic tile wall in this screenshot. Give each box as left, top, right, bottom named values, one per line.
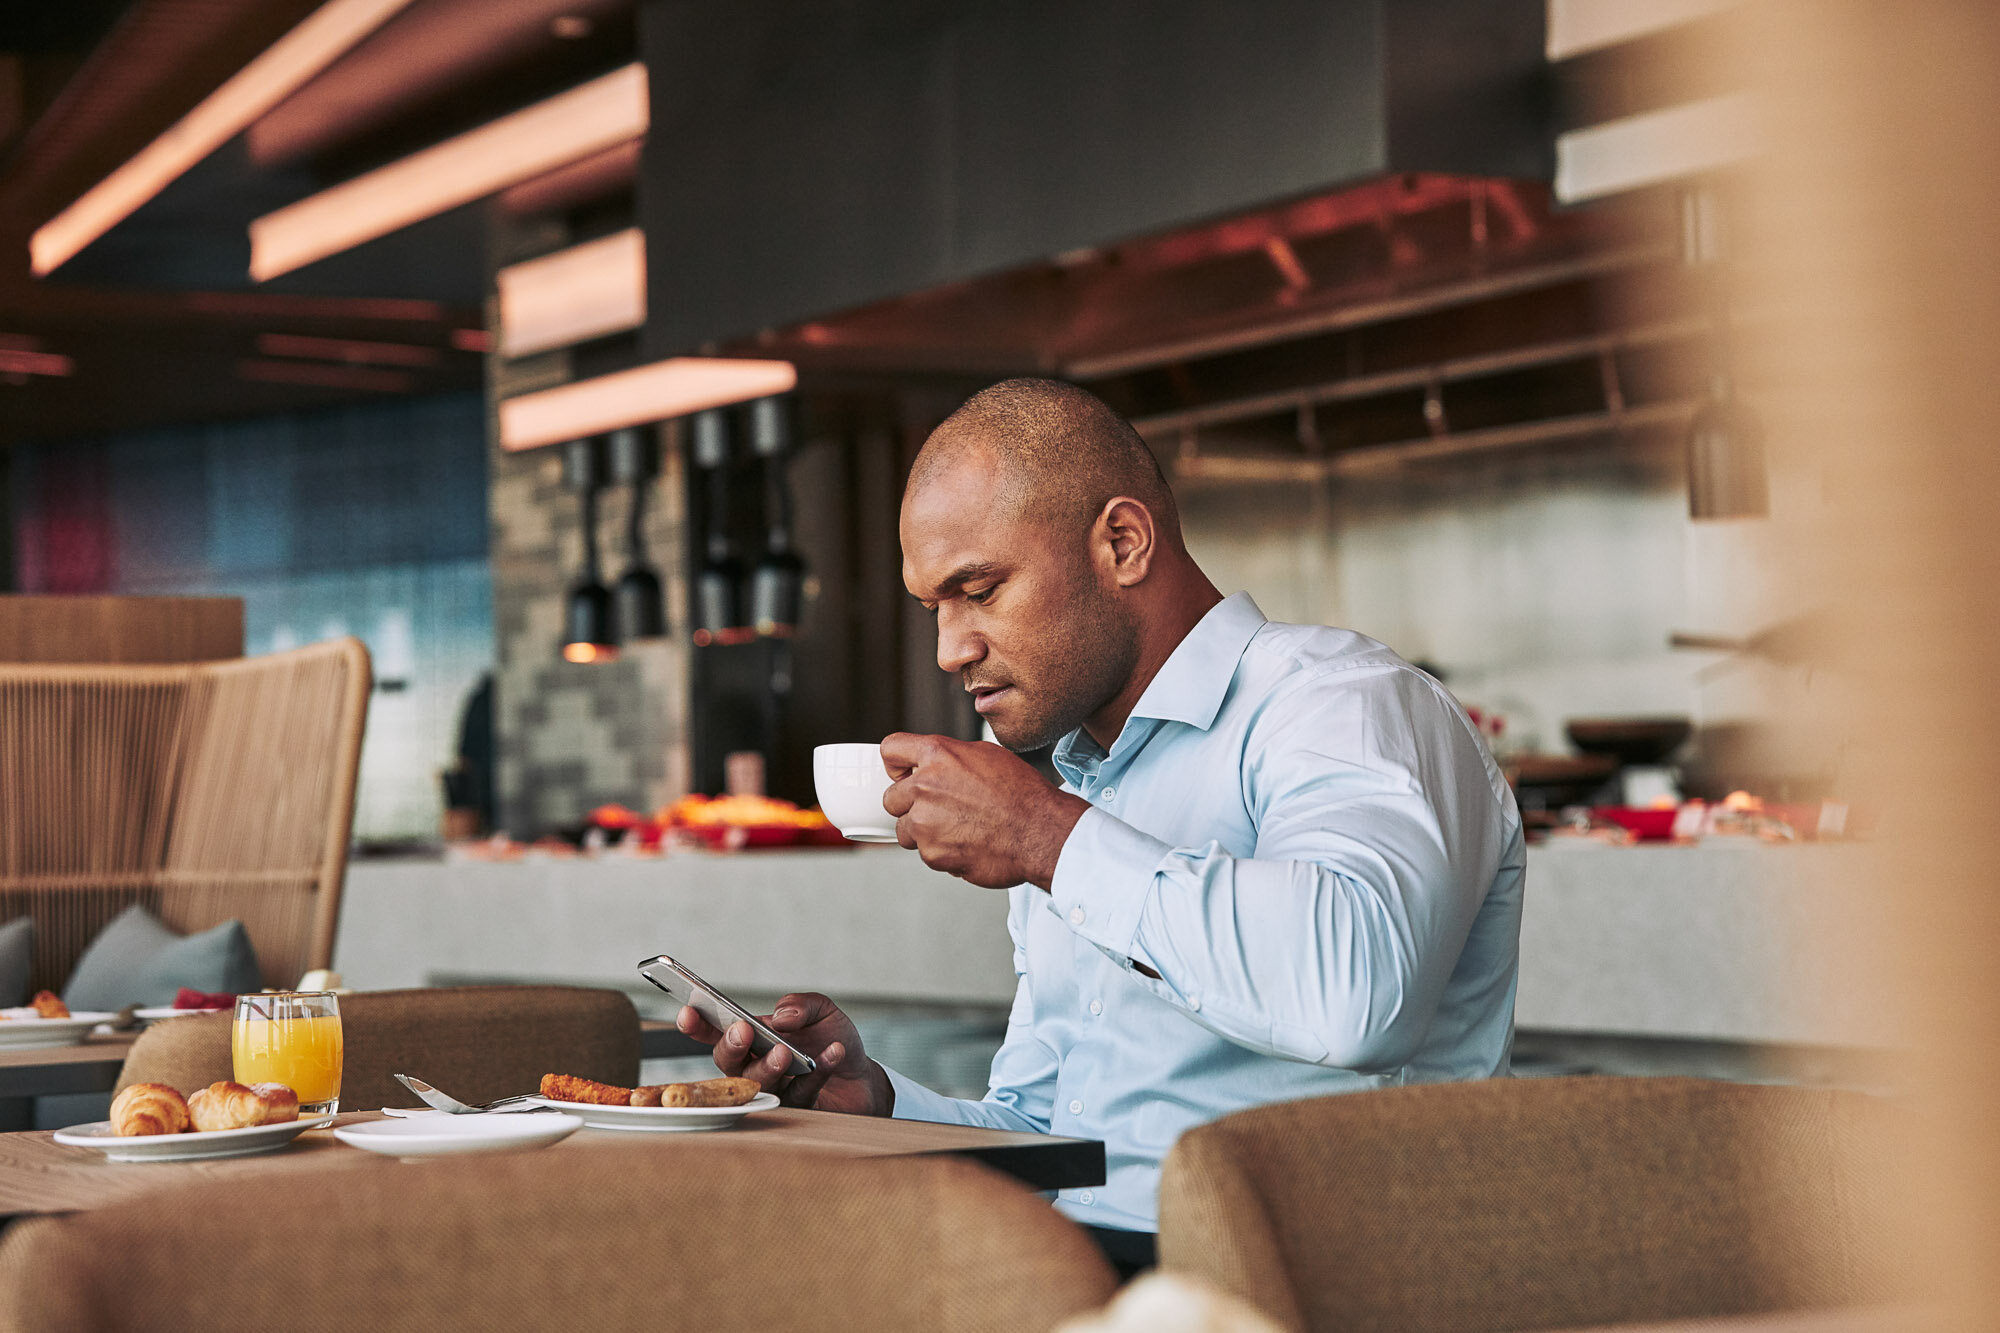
left=6, top=394, right=494, bottom=843
left=486, top=353, right=691, bottom=839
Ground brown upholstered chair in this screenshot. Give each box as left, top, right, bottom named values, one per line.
left=0, top=1141, right=1118, bottom=1333
left=1158, top=1076, right=1906, bottom=1333
left=0, top=640, right=370, bottom=994
left=116, top=985, right=640, bottom=1111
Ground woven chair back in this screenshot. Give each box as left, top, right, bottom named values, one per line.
left=0, top=640, right=369, bottom=993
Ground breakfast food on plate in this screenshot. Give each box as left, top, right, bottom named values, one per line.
left=187, top=1080, right=301, bottom=1132
left=110, top=1081, right=300, bottom=1136
left=657, top=793, right=832, bottom=830
left=171, top=987, right=237, bottom=1011
left=538, top=1073, right=635, bottom=1105
left=542, top=1073, right=761, bottom=1108
left=111, top=1083, right=192, bottom=1137
left=659, top=1077, right=761, bottom=1108
left=31, top=990, right=70, bottom=1019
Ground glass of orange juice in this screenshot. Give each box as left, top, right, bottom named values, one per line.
left=232, top=991, right=343, bottom=1116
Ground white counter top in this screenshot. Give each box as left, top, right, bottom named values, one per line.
left=334, top=839, right=1897, bottom=1049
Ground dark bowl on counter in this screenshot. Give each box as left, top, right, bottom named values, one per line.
left=1565, top=717, right=1693, bottom=767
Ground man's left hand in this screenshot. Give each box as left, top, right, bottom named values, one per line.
left=879, top=733, right=1089, bottom=890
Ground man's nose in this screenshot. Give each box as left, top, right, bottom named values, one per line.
left=934, top=604, right=985, bottom=675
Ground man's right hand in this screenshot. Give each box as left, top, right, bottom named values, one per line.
left=675, top=991, right=894, bottom=1117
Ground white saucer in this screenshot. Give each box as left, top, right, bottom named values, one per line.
left=527, top=1092, right=778, bottom=1131
left=334, top=1112, right=583, bottom=1159
left=132, top=1006, right=229, bottom=1021
left=0, top=1013, right=119, bottom=1049
left=54, top=1116, right=334, bottom=1162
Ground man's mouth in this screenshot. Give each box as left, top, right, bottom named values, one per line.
left=969, top=684, right=1014, bottom=715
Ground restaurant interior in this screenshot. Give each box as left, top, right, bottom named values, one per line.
left=2, top=1, right=1998, bottom=1329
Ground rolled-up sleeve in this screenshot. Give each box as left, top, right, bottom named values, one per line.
left=1049, top=671, right=1508, bottom=1072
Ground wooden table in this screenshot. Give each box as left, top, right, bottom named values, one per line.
left=0, top=1108, right=1105, bottom=1219
left=0, top=1019, right=705, bottom=1099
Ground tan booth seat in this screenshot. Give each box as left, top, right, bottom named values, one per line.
left=116, top=985, right=641, bottom=1111
left=1158, top=1076, right=1906, bottom=1333
left=0, top=1141, right=1119, bottom=1333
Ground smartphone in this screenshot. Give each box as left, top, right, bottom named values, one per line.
left=638, top=954, right=818, bottom=1078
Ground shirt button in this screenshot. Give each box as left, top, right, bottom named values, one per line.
left=1100, top=786, right=1115, bottom=800
left=1078, top=1190, right=1095, bottom=1205
left=1068, top=1099, right=1084, bottom=1115
left=1068, top=906, right=1085, bottom=926
left=1187, top=992, right=1202, bottom=1011
left=1088, top=999, right=1103, bottom=1016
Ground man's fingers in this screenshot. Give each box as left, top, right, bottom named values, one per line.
left=769, top=993, right=835, bottom=1031
left=882, top=777, right=917, bottom=818
left=879, top=731, right=940, bottom=778
left=677, top=1005, right=724, bottom=1046
left=709, top=1019, right=761, bottom=1080
left=779, top=1040, right=844, bottom=1108
left=896, top=813, right=920, bottom=850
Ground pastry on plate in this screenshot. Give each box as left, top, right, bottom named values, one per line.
left=111, top=1083, right=191, bottom=1137
left=188, top=1080, right=299, bottom=1132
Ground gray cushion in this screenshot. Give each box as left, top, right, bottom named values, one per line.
left=62, top=905, right=261, bottom=1012
left=0, top=917, right=32, bottom=1006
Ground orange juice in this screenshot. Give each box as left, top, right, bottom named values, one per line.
left=232, top=1014, right=344, bottom=1106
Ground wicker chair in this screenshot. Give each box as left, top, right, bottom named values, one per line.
left=117, top=985, right=643, bottom=1111
left=0, top=1142, right=1118, bottom=1332
left=1157, top=1076, right=1907, bottom=1333
left=0, top=640, right=369, bottom=994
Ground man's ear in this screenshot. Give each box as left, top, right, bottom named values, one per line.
left=1096, top=497, right=1157, bottom=587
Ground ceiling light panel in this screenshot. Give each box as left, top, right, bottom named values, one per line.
left=249, top=62, right=648, bottom=282
left=498, top=359, right=798, bottom=452
left=498, top=228, right=646, bottom=358
left=30, top=0, right=419, bottom=278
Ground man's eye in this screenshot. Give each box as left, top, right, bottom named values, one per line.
left=966, top=587, right=995, bottom=605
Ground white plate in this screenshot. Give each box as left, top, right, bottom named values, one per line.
left=53, top=1116, right=335, bottom=1162
left=529, top=1091, right=778, bottom=1131
left=334, top=1111, right=584, bottom=1159
left=132, top=1006, right=229, bottom=1021
left=0, top=1013, right=118, bottom=1049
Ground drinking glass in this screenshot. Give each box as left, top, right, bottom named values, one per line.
left=232, top=991, right=343, bottom=1116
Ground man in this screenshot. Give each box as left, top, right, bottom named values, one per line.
left=679, top=378, right=1525, bottom=1270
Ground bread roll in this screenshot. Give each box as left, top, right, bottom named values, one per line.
left=660, top=1077, right=761, bottom=1108
left=248, top=1082, right=300, bottom=1124
left=111, top=1083, right=191, bottom=1136
left=188, top=1080, right=275, bottom=1132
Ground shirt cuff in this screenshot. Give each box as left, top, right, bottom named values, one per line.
left=1049, top=806, right=1172, bottom=968
left=883, top=1062, right=964, bottom=1124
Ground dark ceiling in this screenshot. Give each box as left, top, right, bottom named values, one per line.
left=0, top=0, right=638, bottom=444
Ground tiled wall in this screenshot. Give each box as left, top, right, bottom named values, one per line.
left=486, top=354, right=691, bottom=839
left=6, top=394, right=494, bottom=842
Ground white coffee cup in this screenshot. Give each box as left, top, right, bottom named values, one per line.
left=813, top=743, right=899, bottom=843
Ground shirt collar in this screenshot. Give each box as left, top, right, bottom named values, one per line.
left=1050, top=592, right=1266, bottom=779
left=1127, top=591, right=1267, bottom=730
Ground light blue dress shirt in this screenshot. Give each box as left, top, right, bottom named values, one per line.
left=884, top=592, right=1525, bottom=1232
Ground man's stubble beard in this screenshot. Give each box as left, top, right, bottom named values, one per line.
left=988, top=583, right=1140, bottom=754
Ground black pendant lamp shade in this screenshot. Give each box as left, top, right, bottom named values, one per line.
left=692, top=407, right=752, bottom=645
left=608, top=427, right=667, bottom=640
left=561, top=435, right=618, bottom=663
left=748, top=394, right=807, bottom=636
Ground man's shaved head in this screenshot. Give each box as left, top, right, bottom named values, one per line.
left=900, top=378, right=1209, bottom=751
left=910, top=378, right=1180, bottom=542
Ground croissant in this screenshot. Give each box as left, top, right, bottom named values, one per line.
left=247, top=1082, right=300, bottom=1124
left=30, top=990, right=69, bottom=1019
left=111, top=1083, right=191, bottom=1136
left=187, top=1080, right=297, bottom=1132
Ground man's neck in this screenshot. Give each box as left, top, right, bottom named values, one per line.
left=1080, top=573, right=1225, bottom=750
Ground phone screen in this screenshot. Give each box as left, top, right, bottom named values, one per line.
left=638, top=956, right=817, bottom=1078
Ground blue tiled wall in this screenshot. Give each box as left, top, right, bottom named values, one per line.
left=9, top=394, right=494, bottom=842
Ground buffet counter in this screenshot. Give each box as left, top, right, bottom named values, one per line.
left=334, top=840, right=1896, bottom=1049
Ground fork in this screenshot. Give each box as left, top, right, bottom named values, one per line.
left=393, top=1073, right=541, bottom=1114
